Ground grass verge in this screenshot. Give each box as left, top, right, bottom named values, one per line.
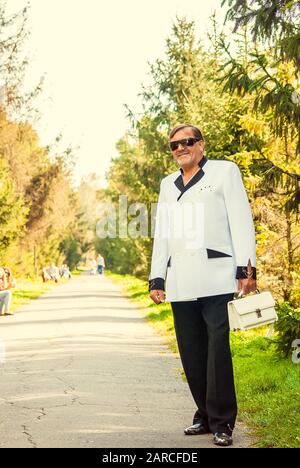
left=10, top=278, right=53, bottom=313
left=107, top=271, right=300, bottom=448
left=8, top=270, right=80, bottom=314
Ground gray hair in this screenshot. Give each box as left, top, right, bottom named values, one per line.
left=169, top=124, right=204, bottom=140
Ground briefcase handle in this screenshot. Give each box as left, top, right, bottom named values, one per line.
left=237, top=288, right=260, bottom=299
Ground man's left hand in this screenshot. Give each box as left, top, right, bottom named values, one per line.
left=238, top=278, right=257, bottom=296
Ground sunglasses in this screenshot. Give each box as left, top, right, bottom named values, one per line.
left=169, top=137, right=200, bottom=152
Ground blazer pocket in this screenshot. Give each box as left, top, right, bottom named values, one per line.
left=206, top=248, right=232, bottom=258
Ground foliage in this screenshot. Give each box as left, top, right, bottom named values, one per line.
left=219, top=6, right=300, bottom=305
left=0, top=2, right=43, bottom=115
left=0, top=158, right=27, bottom=254
left=222, top=0, right=300, bottom=70
left=0, top=1, right=90, bottom=276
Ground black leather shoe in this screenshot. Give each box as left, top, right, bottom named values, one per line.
left=213, top=432, right=233, bottom=446
left=184, top=422, right=210, bottom=435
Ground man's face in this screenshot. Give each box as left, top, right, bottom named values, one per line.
left=170, top=128, right=205, bottom=171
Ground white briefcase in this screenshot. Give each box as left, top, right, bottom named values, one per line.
left=228, top=290, right=278, bottom=331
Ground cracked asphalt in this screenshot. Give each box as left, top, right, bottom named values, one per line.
left=0, top=273, right=252, bottom=448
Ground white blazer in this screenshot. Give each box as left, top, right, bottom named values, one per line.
left=149, top=158, right=256, bottom=302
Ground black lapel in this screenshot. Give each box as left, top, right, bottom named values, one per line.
left=174, top=157, right=208, bottom=201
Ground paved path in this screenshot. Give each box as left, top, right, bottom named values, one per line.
left=0, top=274, right=251, bottom=448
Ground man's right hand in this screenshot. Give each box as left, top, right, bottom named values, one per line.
left=150, top=289, right=166, bottom=304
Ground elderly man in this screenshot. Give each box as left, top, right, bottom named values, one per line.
left=149, top=124, right=256, bottom=447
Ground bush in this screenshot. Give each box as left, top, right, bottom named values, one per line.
left=274, top=302, right=300, bottom=358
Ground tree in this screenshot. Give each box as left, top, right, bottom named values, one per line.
left=0, top=1, right=86, bottom=275
left=0, top=1, right=44, bottom=116
left=219, top=3, right=300, bottom=305
left=0, top=159, right=27, bottom=257
left=222, top=0, right=300, bottom=70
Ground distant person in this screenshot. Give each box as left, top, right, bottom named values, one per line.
left=97, top=255, right=105, bottom=275
left=60, top=264, right=72, bottom=279
left=0, top=267, right=16, bottom=316
left=4, top=268, right=17, bottom=289
left=48, top=264, right=60, bottom=283
left=89, top=259, right=97, bottom=275
left=41, top=267, right=51, bottom=283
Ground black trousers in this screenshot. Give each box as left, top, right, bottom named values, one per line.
left=171, top=293, right=237, bottom=435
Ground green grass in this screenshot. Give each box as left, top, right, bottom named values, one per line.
left=71, top=268, right=83, bottom=277
left=107, top=271, right=300, bottom=448
left=231, top=333, right=300, bottom=448
left=9, top=271, right=80, bottom=313
left=10, top=278, right=53, bottom=313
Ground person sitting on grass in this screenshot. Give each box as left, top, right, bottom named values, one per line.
left=0, top=267, right=16, bottom=316
left=48, top=264, right=60, bottom=283
left=60, top=264, right=72, bottom=279
left=41, top=266, right=51, bottom=283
